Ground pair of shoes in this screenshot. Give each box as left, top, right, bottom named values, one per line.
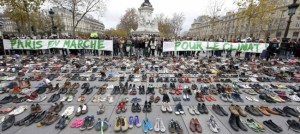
left=161, top=102, right=172, bottom=113
left=131, top=103, right=141, bottom=113
left=168, top=119, right=183, bottom=133
left=80, top=115, right=94, bottom=130
left=138, top=85, right=145, bottom=94
left=114, top=116, right=128, bottom=132
left=246, top=119, right=265, bottom=132
left=175, top=102, right=184, bottom=115
left=229, top=113, right=248, bottom=131
left=205, top=95, right=216, bottom=101
left=76, top=104, right=88, bottom=116
left=197, top=103, right=208, bottom=114
left=116, top=102, right=127, bottom=114
left=283, top=106, right=300, bottom=117
left=97, top=103, right=105, bottom=115
left=111, top=86, right=120, bottom=95
left=142, top=118, right=153, bottom=133
left=229, top=104, right=247, bottom=117
left=77, top=95, right=85, bottom=102
left=182, top=93, right=190, bottom=101
left=40, top=113, right=60, bottom=126
left=55, top=116, right=70, bottom=129
left=48, top=102, right=64, bottom=113
left=146, top=85, right=155, bottom=94
left=61, top=106, right=74, bottom=116
left=208, top=116, right=220, bottom=133
left=273, top=107, right=290, bottom=117
left=220, top=93, right=233, bottom=102
left=245, top=105, right=263, bottom=116
left=142, top=101, right=152, bottom=113
left=154, top=118, right=166, bottom=132
left=128, top=115, right=141, bottom=128
left=60, top=94, right=73, bottom=102
left=31, top=104, right=42, bottom=113
left=48, top=94, right=60, bottom=102
left=189, top=118, right=202, bottom=133
left=162, top=94, right=171, bottom=102
left=195, top=92, right=205, bottom=102
left=263, top=120, right=283, bottom=133
left=95, top=118, right=110, bottom=131
left=212, top=104, right=228, bottom=116
left=188, top=106, right=200, bottom=115
left=81, top=87, right=93, bottom=95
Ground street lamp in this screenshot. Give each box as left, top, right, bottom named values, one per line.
left=283, top=0, right=299, bottom=38
left=49, top=9, right=56, bottom=35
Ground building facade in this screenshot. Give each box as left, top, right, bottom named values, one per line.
left=188, top=0, right=300, bottom=41
left=0, top=7, right=105, bottom=36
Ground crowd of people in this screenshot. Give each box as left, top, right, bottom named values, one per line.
left=2, top=34, right=300, bottom=61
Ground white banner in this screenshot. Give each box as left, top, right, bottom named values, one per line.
left=3, top=39, right=113, bottom=51
left=163, top=41, right=269, bottom=53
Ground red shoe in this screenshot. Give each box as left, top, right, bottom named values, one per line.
left=205, top=96, right=212, bottom=101
left=175, top=89, right=182, bottom=95
left=185, top=78, right=191, bottom=83
left=116, top=103, right=122, bottom=114
left=208, top=96, right=216, bottom=101
left=120, top=102, right=127, bottom=112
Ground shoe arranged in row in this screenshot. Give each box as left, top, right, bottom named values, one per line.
left=60, top=94, right=74, bottom=102
left=229, top=113, right=248, bottom=132
left=55, top=116, right=70, bottom=130
left=8, top=105, right=27, bottom=115
left=80, top=115, right=94, bottom=130
left=208, top=116, right=220, bottom=133
left=188, top=106, right=200, bottom=115
left=114, top=116, right=129, bottom=132
left=263, top=120, right=283, bottom=133
left=2, top=115, right=15, bottom=131
left=76, top=104, right=88, bottom=116
left=131, top=103, right=141, bottom=113
left=128, top=115, right=141, bottom=128
left=175, top=102, right=184, bottom=115
left=168, top=119, right=183, bottom=133
left=229, top=104, right=247, bottom=117
left=161, top=102, right=173, bottom=113
left=97, top=103, right=105, bottom=115
left=95, top=118, right=110, bottom=132
left=197, top=103, right=208, bottom=114
left=212, top=104, right=228, bottom=116
left=154, top=118, right=165, bottom=132
left=189, top=118, right=202, bottom=133
left=142, top=118, right=153, bottom=133
left=246, top=119, right=265, bottom=132
left=142, top=101, right=152, bottom=113
left=116, top=101, right=127, bottom=114
left=48, top=93, right=60, bottom=103
left=149, top=95, right=160, bottom=103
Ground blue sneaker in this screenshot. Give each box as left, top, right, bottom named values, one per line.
left=145, top=118, right=153, bottom=130
left=135, top=115, right=141, bottom=127
left=128, top=116, right=134, bottom=129
left=143, top=120, right=149, bottom=132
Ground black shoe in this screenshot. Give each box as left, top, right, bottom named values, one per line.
left=86, top=88, right=93, bottom=95
left=34, top=111, right=47, bottom=123
left=287, top=119, right=300, bottom=133
left=142, top=101, right=148, bottom=113
left=263, top=120, right=283, bottom=133
left=2, top=115, right=15, bottom=131
left=259, top=94, right=276, bottom=103
left=147, top=101, right=152, bottom=112
left=283, top=106, right=300, bottom=117
left=82, top=88, right=88, bottom=95
left=212, top=104, right=224, bottom=116
left=197, top=103, right=204, bottom=114
left=236, top=115, right=247, bottom=131
left=136, top=103, right=141, bottom=112
left=202, top=103, right=208, bottom=114
left=14, top=113, right=34, bottom=126
left=245, top=105, right=263, bottom=116
left=51, top=94, right=60, bottom=102
left=132, top=103, right=136, bottom=112
left=273, top=108, right=290, bottom=117
left=217, top=104, right=228, bottom=116
left=229, top=113, right=239, bottom=131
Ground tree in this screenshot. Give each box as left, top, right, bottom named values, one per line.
left=154, top=13, right=172, bottom=37
left=117, top=8, right=139, bottom=33
left=1, top=0, right=45, bottom=35
left=235, top=0, right=282, bottom=37
left=51, top=0, right=107, bottom=37
left=170, top=13, right=185, bottom=37
left=206, top=0, right=224, bottom=39
left=104, top=28, right=128, bottom=37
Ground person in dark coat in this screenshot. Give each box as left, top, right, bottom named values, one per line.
left=266, top=38, right=279, bottom=61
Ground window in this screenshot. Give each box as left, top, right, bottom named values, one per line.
left=296, top=17, right=300, bottom=27
left=293, top=32, right=299, bottom=37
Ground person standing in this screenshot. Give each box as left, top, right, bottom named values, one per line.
left=144, top=38, right=149, bottom=57
left=113, top=37, right=119, bottom=56
left=286, top=39, right=295, bottom=59
left=126, top=38, right=132, bottom=56
left=149, top=38, right=156, bottom=57
left=119, top=37, right=125, bottom=57
left=157, top=38, right=162, bottom=57
left=138, top=37, right=144, bottom=57
left=266, top=38, right=279, bottom=61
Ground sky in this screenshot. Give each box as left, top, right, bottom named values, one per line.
left=102, top=0, right=238, bottom=32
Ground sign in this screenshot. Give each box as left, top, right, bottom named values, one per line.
left=3, top=39, right=113, bottom=51
left=90, top=32, right=98, bottom=37
left=163, top=41, right=269, bottom=53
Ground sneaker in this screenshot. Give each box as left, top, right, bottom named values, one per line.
left=159, top=118, right=166, bottom=132
left=135, top=115, right=141, bottom=127
left=143, top=120, right=149, bottom=133
left=208, top=116, right=220, bottom=133
left=121, top=116, right=128, bottom=132
left=154, top=118, right=160, bottom=132
left=128, top=116, right=134, bottom=129
left=287, top=119, right=300, bottom=132
left=145, top=118, right=153, bottom=130
left=114, top=117, right=121, bottom=132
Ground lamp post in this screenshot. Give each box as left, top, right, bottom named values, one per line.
left=49, top=9, right=56, bottom=35
left=283, top=0, right=299, bottom=38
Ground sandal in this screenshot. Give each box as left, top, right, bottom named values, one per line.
left=154, top=96, right=160, bottom=103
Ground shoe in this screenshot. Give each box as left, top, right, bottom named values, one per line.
left=229, top=104, right=239, bottom=116
left=174, top=121, right=183, bottom=134
left=114, top=117, right=121, bottom=132
left=212, top=104, right=224, bottom=116
left=246, top=119, right=260, bottom=132
left=143, top=119, right=149, bottom=133
left=287, top=119, right=300, bottom=133
left=202, top=103, right=208, bottom=114
left=257, top=106, right=271, bottom=116
left=159, top=118, right=166, bottom=132
left=229, top=113, right=239, bottom=131
left=154, top=118, right=160, bottom=132
left=134, top=115, right=141, bottom=127
left=236, top=114, right=248, bottom=131
left=245, top=105, right=262, bottom=116
left=128, top=116, right=134, bottom=129
left=263, top=120, right=283, bottom=133
left=2, top=115, right=15, bottom=131
left=165, top=102, right=173, bottom=113
left=188, top=106, right=195, bottom=115
left=161, top=102, right=167, bottom=112
left=283, top=106, right=300, bottom=117
left=168, top=119, right=176, bottom=133
left=235, top=105, right=247, bottom=117
left=95, top=118, right=102, bottom=131
left=175, top=102, right=184, bottom=115
left=197, top=103, right=204, bottom=114
left=97, top=103, right=105, bottom=115
left=194, top=118, right=202, bottom=133
left=208, top=116, right=220, bottom=133
left=190, top=118, right=196, bottom=132
left=145, top=118, right=153, bottom=131
left=121, top=116, right=129, bottom=132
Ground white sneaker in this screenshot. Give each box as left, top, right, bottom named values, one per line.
left=159, top=118, right=166, bottom=132
left=251, top=96, right=259, bottom=102
left=108, top=96, right=114, bottom=103
left=8, top=105, right=27, bottom=115
left=245, top=96, right=253, bottom=101
left=166, top=102, right=173, bottom=113
left=67, top=95, right=73, bottom=102
left=154, top=118, right=160, bottom=132
left=161, top=102, right=167, bottom=112
left=188, top=106, right=195, bottom=115
left=193, top=106, right=200, bottom=115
